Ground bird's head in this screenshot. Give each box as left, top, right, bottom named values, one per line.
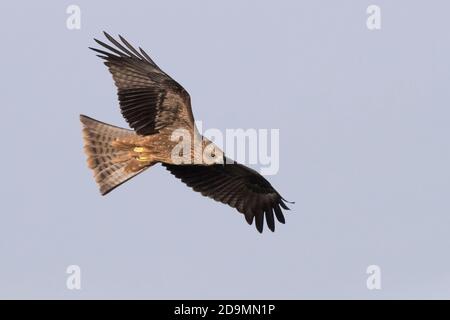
left=202, top=138, right=225, bottom=165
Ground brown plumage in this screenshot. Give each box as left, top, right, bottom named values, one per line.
left=80, top=32, right=292, bottom=233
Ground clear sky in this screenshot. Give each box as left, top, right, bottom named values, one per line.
left=0, top=0, right=449, bottom=299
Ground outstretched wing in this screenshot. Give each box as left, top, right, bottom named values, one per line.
left=90, top=32, right=195, bottom=135
left=163, top=161, right=292, bottom=233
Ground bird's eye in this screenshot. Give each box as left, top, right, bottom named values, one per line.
left=211, top=153, right=215, bottom=158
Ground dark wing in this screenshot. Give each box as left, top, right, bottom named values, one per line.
left=163, top=161, right=292, bottom=233
left=90, top=32, right=194, bottom=135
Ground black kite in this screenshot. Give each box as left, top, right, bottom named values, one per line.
left=80, top=32, right=292, bottom=233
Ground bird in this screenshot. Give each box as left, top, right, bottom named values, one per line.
left=80, top=32, right=293, bottom=233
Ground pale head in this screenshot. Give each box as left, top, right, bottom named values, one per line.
left=201, top=137, right=225, bottom=165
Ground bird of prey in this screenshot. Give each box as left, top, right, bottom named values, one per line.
left=80, top=32, right=292, bottom=233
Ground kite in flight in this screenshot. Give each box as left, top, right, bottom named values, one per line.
left=80, top=32, right=292, bottom=232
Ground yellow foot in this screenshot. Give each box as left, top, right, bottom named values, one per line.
left=133, top=147, right=145, bottom=153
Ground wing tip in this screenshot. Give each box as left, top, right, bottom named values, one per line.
left=281, top=196, right=295, bottom=204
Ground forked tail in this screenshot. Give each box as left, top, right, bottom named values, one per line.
left=80, top=115, right=152, bottom=195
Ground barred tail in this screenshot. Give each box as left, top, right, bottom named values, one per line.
left=80, top=114, right=149, bottom=195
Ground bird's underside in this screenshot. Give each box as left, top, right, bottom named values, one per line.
left=80, top=32, right=292, bottom=233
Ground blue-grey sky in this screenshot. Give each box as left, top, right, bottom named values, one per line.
left=0, top=0, right=449, bottom=299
